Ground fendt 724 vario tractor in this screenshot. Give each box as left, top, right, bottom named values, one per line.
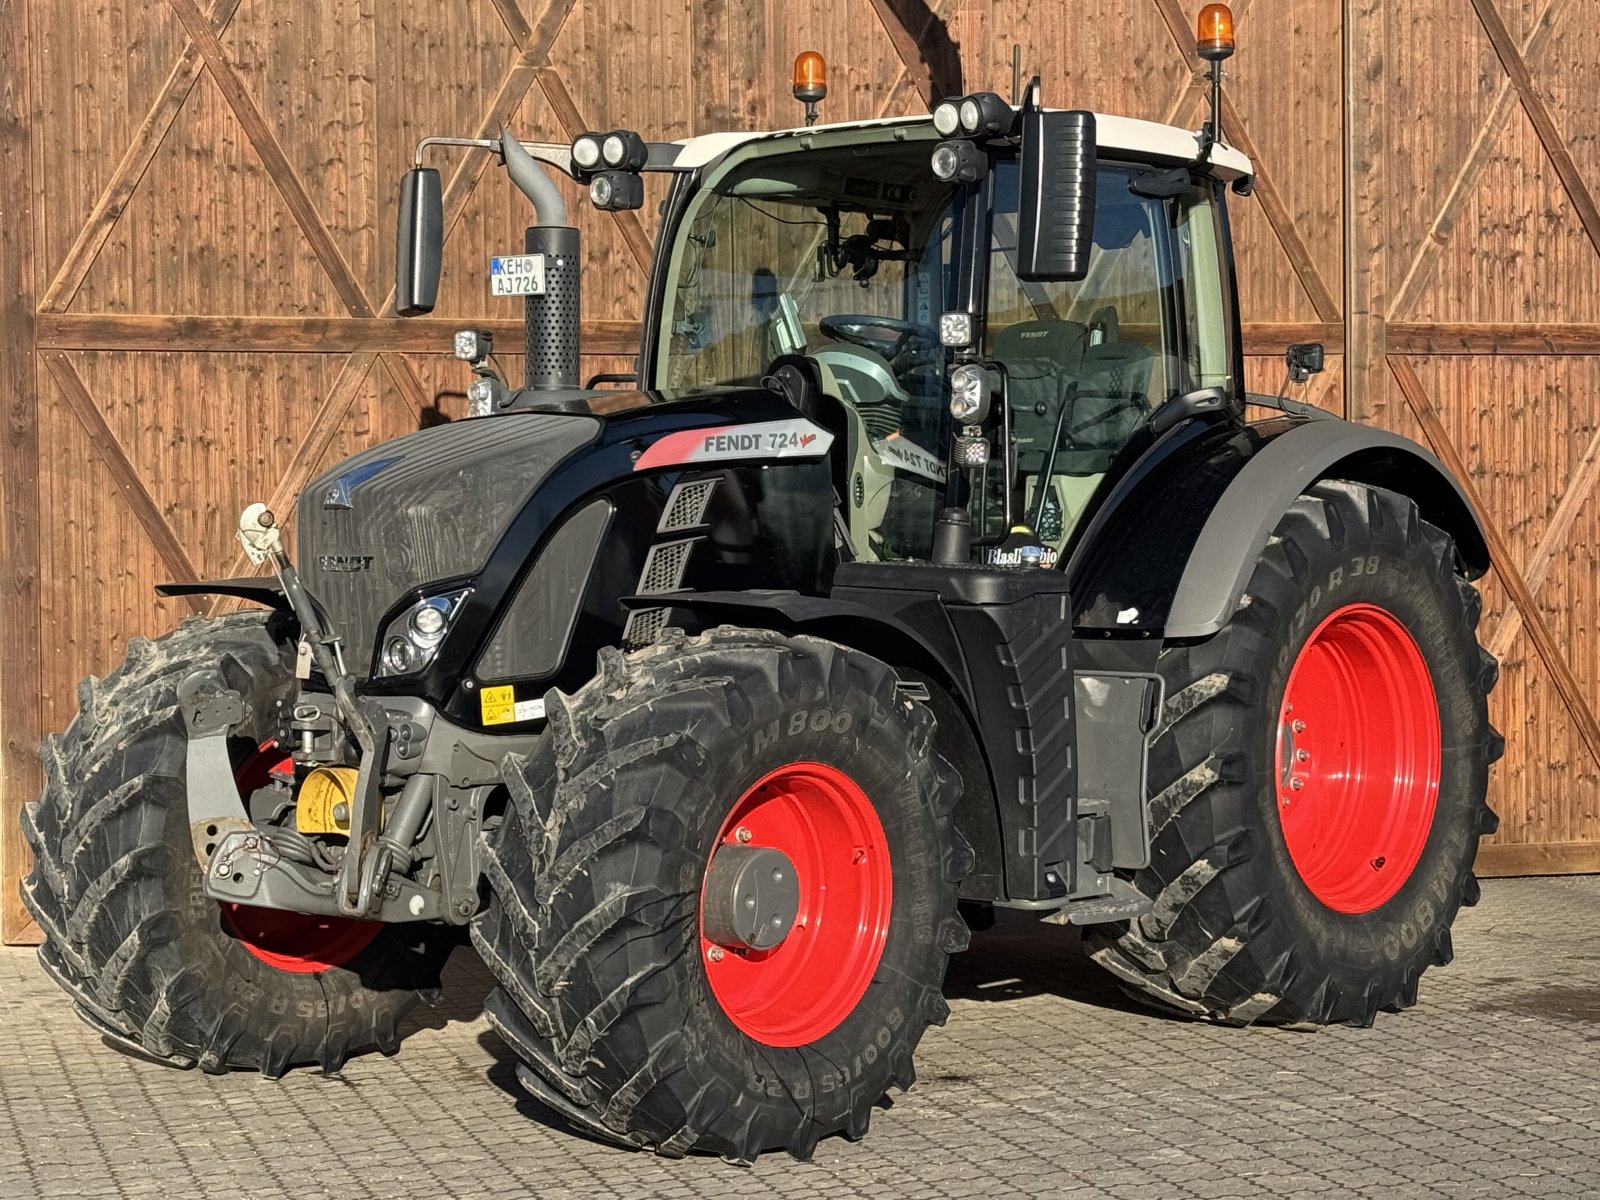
left=24, top=9, right=1501, bottom=1163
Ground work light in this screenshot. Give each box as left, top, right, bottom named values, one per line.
left=932, top=140, right=985, bottom=183
left=571, top=134, right=603, bottom=172
left=949, top=363, right=990, bottom=423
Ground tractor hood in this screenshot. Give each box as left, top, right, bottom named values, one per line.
left=295, top=384, right=822, bottom=678
left=298, top=411, right=601, bottom=676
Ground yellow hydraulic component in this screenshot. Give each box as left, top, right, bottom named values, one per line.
left=296, top=766, right=358, bottom=834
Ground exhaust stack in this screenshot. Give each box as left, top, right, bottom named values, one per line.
left=502, top=128, right=581, bottom=391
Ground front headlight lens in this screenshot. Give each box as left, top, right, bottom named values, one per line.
left=571, top=134, right=602, bottom=170
left=376, top=589, right=471, bottom=677
left=932, top=100, right=961, bottom=136
left=949, top=363, right=990, bottom=423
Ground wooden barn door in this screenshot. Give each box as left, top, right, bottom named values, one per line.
left=3, top=0, right=1596, bottom=942
left=1349, top=0, right=1600, bottom=874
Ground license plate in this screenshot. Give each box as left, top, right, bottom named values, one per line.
left=490, top=253, right=545, bottom=296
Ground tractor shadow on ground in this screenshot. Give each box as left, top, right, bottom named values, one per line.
left=943, top=910, right=1181, bottom=1019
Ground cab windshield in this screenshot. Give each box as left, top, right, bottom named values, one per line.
left=653, top=133, right=1231, bottom=564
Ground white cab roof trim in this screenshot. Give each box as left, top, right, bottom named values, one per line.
left=670, top=112, right=1253, bottom=181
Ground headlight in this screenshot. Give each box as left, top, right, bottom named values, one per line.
left=376, top=589, right=470, bottom=678
left=571, top=134, right=602, bottom=171
left=590, top=170, right=644, bottom=212
left=466, top=377, right=498, bottom=418
left=949, top=363, right=990, bottom=423
left=931, top=140, right=986, bottom=183
left=959, top=97, right=982, bottom=134
left=932, top=100, right=961, bottom=136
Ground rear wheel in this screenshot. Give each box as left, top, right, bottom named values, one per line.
left=1086, top=481, right=1502, bottom=1025
left=19, top=612, right=454, bottom=1075
left=473, top=628, right=968, bottom=1162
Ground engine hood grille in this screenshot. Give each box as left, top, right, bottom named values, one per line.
left=296, top=412, right=599, bottom=676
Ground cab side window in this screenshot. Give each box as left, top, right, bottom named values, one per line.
left=985, top=163, right=1226, bottom=548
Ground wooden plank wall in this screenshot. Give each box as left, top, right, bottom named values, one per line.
left=2, top=0, right=1596, bottom=941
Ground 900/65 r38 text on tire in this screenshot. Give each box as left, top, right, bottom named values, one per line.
left=472, top=628, right=970, bottom=1163
left=19, top=611, right=455, bottom=1076
left=1087, top=480, right=1502, bottom=1026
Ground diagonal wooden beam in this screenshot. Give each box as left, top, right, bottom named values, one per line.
left=1161, top=0, right=1255, bottom=127
left=872, top=0, right=968, bottom=116
left=1488, top=416, right=1600, bottom=661
left=1388, top=355, right=1600, bottom=769
left=374, top=0, right=576, bottom=317
left=1469, top=0, right=1600, bottom=260
left=40, top=0, right=243, bottom=314
left=866, top=0, right=964, bottom=107
left=165, top=0, right=374, bottom=317
left=211, top=352, right=379, bottom=590
left=39, top=351, right=206, bottom=611
left=380, top=352, right=429, bottom=425
left=1388, top=0, right=1567, bottom=321
left=536, top=68, right=654, bottom=273
left=1152, top=0, right=1340, bottom=321
left=489, top=0, right=534, bottom=49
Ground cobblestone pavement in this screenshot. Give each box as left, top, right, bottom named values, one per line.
left=2, top=876, right=1598, bottom=1199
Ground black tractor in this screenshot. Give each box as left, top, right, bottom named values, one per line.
left=22, top=14, right=1500, bottom=1165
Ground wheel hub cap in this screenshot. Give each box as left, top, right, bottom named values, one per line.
left=1275, top=603, right=1442, bottom=914
left=702, top=844, right=801, bottom=951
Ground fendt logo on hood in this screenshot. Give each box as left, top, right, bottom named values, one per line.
left=317, top=555, right=374, bottom=573
left=323, top=456, right=400, bottom=510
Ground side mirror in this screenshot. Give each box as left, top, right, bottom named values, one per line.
left=1016, top=109, right=1097, bottom=282
left=396, top=167, right=443, bottom=317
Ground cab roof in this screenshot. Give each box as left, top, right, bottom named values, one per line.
left=670, top=111, right=1254, bottom=183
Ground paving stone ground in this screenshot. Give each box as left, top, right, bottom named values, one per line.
left=2, top=876, right=1598, bottom=1199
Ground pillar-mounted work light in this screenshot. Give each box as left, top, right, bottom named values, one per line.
left=569, top=129, right=647, bottom=211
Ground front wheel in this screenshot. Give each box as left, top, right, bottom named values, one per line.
left=19, top=613, right=455, bottom=1075
left=1087, top=480, right=1503, bottom=1025
left=472, top=628, right=969, bottom=1162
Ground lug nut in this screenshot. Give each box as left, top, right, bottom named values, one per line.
left=1289, top=777, right=1305, bottom=791
left=735, top=826, right=753, bottom=844
left=1295, top=748, right=1310, bottom=762
left=1292, top=719, right=1306, bottom=733
left=707, top=945, right=725, bottom=962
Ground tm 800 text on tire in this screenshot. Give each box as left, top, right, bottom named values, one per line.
left=472, top=628, right=970, bottom=1163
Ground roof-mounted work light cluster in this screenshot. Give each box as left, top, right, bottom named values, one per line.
left=569, top=129, right=647, bottom=211
left=929, top=91, right=1014, bottom=183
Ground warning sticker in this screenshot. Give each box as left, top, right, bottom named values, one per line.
left=481, top=686, right=547, bottom=726
left=481, top=685, right=517, bottom=726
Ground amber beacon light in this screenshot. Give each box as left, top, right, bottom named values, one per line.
left=1197, top=4, right=1236, bottom=61
left=794, top=51, right=827, bottom=125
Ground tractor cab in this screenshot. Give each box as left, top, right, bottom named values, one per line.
left=642, top=119, right=1245, bottom=565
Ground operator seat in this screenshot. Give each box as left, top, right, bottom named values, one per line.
left=993, top=320, right=1089, bottom=472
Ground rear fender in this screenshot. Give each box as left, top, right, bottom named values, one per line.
left=1068, top=415, right=1488, bottom=639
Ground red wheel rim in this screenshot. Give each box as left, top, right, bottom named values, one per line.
left=218, top=742, right=381, bottom=974
left=700, top=763, right=893, bottom=1047
left=1275, top=603, right=1442, bottom=914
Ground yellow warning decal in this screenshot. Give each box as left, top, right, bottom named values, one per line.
left=481, top=685, right=517, bottom=726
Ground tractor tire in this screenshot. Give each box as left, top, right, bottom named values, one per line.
left=472, top=627, right=968, bottom=1163
left=1086, top=480, right=1502, bottom=1026
left=19, top=611, right=455, bottom=1076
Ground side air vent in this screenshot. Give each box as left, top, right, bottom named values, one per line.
left=659, top=478, right=719, bottom=533
left=623, top=532, right=701, bottom=650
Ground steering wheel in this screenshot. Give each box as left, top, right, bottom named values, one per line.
left=819, top=315, right=940, bottom=369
